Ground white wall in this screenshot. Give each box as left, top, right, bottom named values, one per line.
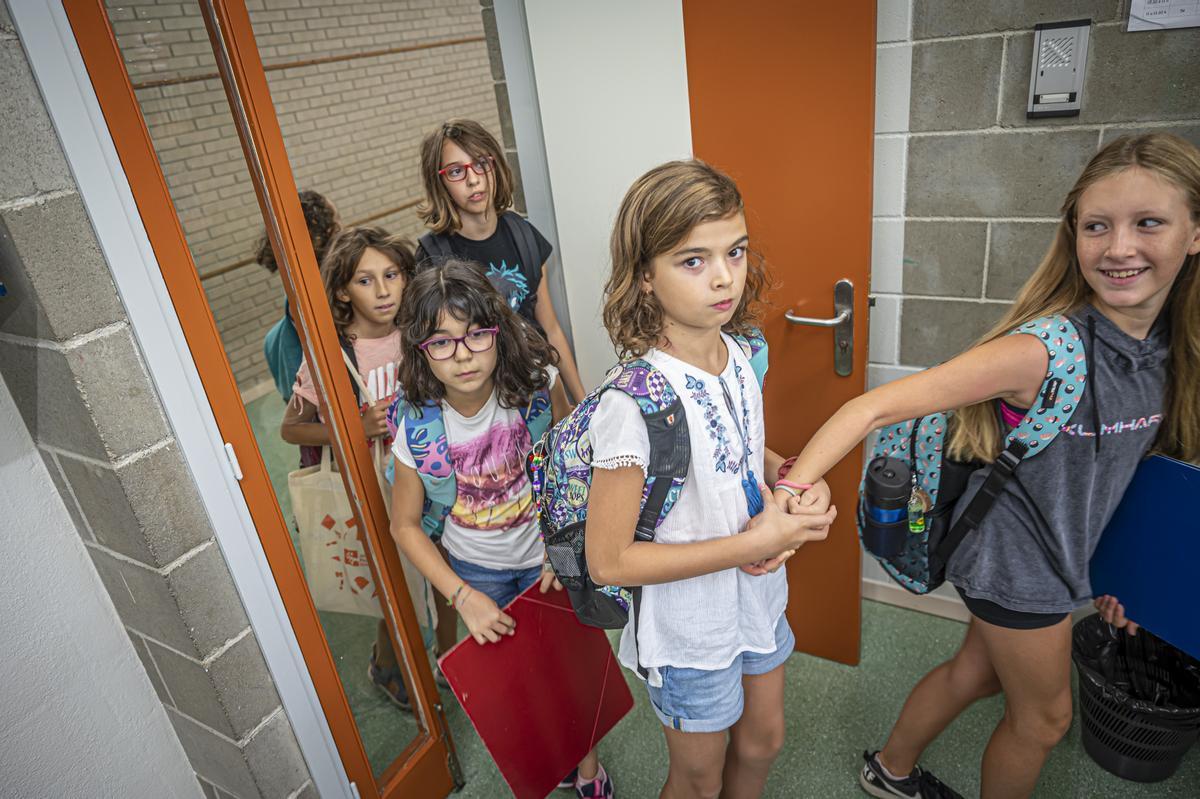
left=0, top=376, right=202, bottom=798
left=524, top=0, right=693, bottom=388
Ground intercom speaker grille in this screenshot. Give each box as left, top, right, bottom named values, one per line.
left=1039, top=36, right=1074, bottom=70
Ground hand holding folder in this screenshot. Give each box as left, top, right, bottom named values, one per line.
left=439, top=584, right=633, bottom=799
left=1090, top=455, right=1200, bottom=660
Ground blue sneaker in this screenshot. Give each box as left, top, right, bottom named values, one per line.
left=367, top=644, right=411, bottom=712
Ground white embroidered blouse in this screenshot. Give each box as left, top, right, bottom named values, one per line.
left=589, top=334, right=787, bottom=684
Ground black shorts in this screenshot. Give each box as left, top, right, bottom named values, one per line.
left=954, top=585, right=1069, bottom=630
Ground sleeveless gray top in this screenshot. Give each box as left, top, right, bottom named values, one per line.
left=946, top=306, right=1170, bottom=614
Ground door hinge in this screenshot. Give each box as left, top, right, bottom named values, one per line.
left=223, top=442, right=244, bottom=481
left=349, top=782, right=362, bottom=799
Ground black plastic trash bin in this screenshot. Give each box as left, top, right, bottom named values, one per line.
left=1073, top=615, right=1200, bottom=783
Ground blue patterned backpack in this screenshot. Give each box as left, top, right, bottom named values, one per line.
left=527, top=331, right=769, bottom=635
left=386, top=387, right=554, bottom=540
left=860, top=315, right=1088, bottom=594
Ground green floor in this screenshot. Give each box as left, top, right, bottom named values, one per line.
left=247, top=393, right=1198, bottom=797
left=246, top=393, right=420, bottom=775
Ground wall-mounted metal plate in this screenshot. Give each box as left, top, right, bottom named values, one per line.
left=1027, top=19, right=1091, bottom=118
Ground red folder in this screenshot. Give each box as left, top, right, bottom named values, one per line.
left=438, top=584, right=633, bottom=798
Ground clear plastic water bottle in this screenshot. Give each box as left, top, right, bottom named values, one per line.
left=907, top=484, right=927, bottom=534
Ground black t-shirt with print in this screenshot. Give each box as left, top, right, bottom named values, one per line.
left=416, top=215, right=553, bottom=329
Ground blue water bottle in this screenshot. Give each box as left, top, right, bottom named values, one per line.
left=861, top=456, right=912, bottom=558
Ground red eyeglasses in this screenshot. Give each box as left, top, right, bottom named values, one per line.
left=438, top=156, right=495, bottom=183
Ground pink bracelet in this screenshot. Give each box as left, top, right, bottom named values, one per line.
left=776, top=479, right=814, bottom=492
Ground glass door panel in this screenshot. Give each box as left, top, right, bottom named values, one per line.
left=87, top=0, right=454, bottom=792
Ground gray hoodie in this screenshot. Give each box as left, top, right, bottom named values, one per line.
left=946, top=305, right=1170, bottom=614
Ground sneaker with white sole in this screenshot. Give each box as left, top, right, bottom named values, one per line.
left=575, top=765, right=613, bottom=798
left=859, top=750, right=962, bottom=799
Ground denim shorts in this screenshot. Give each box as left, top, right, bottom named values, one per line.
left=446, top=553, right=542, bottom=608
left=647, top=612, right=795, bottom=733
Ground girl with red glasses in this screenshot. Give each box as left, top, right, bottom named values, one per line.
left=415, top=119, right=588, bottom=405
left=387, top=260, right=613, bottom=798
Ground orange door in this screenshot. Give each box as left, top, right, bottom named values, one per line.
left=684, top=0, right=875, bottom=664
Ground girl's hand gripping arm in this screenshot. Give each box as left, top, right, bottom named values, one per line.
left=586, top=471, right=837, bottom=587
left=390, top=462, right=515, bottom=644
left=742, top=482, right=838, bottom=575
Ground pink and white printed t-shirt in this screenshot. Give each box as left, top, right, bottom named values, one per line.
left=391, top=367, right=558, bottom=572
left=292, top=329, right=402, bottom=451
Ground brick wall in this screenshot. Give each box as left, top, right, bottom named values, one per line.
left=106, top=0, right=503, bottom=393
left=869, top=0, right=1200, bottom=387
left=0, top=11, right=313, bottom=797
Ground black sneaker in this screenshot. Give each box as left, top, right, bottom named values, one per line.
left=859, top=750, right=962, bottom=799
left=556, top=767, right=578, bottom=790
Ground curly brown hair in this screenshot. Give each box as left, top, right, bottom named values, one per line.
left=417, top=119, right=515, bottom=235
left=254, top=189, right=339, bottom=273
left=319, top=226, right=416, bottom=339
left=603, top=160, right=770, bottom=359
left=397, top=259, right=557, bottom=409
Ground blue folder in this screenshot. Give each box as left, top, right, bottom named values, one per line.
left=1090, top=455, right=1200, bottom=660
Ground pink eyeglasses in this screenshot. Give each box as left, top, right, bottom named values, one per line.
left=418, top=326, right=499, bottom=360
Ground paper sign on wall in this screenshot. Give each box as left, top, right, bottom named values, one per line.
left=1129, top=0, right=1200, bottom=30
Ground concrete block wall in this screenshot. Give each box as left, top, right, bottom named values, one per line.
left=869, top=0, right=1200, bottom=388
left=0, top=15, right=313, bottom=799
left=866, top=0, right=1199, bottom=611
left=107, top=0, right=503, bottom=393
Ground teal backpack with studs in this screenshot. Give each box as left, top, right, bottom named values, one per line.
left=859, top=315, right=1089, bottom=594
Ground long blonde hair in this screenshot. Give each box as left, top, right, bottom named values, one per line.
left=948, top=133, right=1200, bottom=463
left=603, top=160, right=770, bottom=358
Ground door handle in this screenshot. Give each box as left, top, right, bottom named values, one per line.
left=784, top=308, right=850, bottom=327
left=784, top=279, right=854, bottom=377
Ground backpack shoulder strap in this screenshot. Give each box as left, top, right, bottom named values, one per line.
left=502, top=212, right=543, bottom=280
left=518, top=383, right=554, bottom=442
left=729, top=328, right=769, bottom=388
left=932, top=315, right=1088, bottom=569
left=399, top=400, right=453, bottom=478
left=605, top=360, right=690, bottom=540
left=1004, top=315, right=1087, bottom=457
left=418, top=230, right=454, bottom=261
left=339, top=337, right=363, bottom=404
left=391, top=398, right=455, bottom=537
